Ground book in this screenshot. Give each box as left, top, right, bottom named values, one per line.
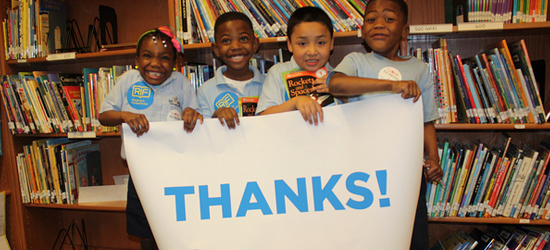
left=82, top=67, right=99, bottom=131
left=239, top=97, right=259, bottom=116
left=62, top=141, right=98, bottom=204
left=47, top=73, right=75, bottom=132
left=508, top=39, right=546, bottom=123
left=57, top=73, right=84, bottom=131
left=39, top=0, right=66, bottom=54
left=281, top=67, right=335, bottom=107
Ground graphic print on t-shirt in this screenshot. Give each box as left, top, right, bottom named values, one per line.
left=127, top=81, right=154, bottom=110
left=214, top=91, right=239, bottom=113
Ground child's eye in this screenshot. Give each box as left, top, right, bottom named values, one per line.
left=317, top=41, right=326, bottom=45
left=142, top=53, right=152, bottom=58
left=385, top=17, right=395, bottom=22
left=298, top=42, right=306, bottom=46
left=222, top=38, right=231, bottom=44
left=240, top=36, right=249, bottom=42
left=161, top=56, right=171, bottom=60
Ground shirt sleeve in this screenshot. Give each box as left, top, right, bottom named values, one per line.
left=256, top=68, right=286, bottom=115
left=99, top=73, right=127, bottom=113
left=326, top=53, right=359, bottom=87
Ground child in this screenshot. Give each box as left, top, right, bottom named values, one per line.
left=256, top=6, right=335, bottom=126
left=197, top=12, right=263, bottom=129
left=98, top=26, right=203, bottom=249
left=326, top=0, right=443, bottom=249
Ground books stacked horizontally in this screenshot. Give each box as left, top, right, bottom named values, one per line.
left=174, top=0, right=364, bottom=43
left=425, top=38, right=546, bottom=124
left=16, top=138, right=102, bottom=204
left=432, top=226, right=550, bottom=250
left=427, top=133, right=550, bottom=220
left=0, top=65, right=131, bottom=134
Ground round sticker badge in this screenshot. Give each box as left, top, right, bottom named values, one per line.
left=127, top=81, right=154, bottom=110
left=315, top=68, right=327, bottom=78
left=167, top=110, right=182, bottom=121
left=214, top=91, right=240, bottom=113
left=378, top=67, right=402, bottom=81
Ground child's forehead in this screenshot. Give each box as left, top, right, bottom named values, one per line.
left=139, top=36, right=174, bottom=53
left=217, top=19, right=254, bottom=34
left=365, top=0, right=402, bottom=14
left=291, top=21, right=332, bottom=36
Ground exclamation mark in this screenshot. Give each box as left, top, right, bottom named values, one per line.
left=376, top=170, right=390, bottom=207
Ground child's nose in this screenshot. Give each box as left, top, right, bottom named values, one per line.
left=230, top=41, right=243, bottom=50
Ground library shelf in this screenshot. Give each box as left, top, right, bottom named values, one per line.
left=429, top=216, right=550, bottom=225
left=435, top=123, right=550, bottom=130
left=23, top=200, right=126, bottom=212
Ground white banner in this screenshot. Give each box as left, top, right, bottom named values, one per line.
left=123, top=94, right=424, bottom=250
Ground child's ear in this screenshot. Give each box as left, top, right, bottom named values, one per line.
left=211, top=42, right=220, bottom=58
left=329, top=36, right=335, bottom=51
left=286, top=38, right=293, bottom=53
left=135, top=56, right=139, bottom=67
left=402, top=24, right=410, bottom=39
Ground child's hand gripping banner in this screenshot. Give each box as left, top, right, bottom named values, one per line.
left=123, top=94, right=424, bottom=250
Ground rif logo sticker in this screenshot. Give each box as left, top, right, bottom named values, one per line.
left=128, top=81, right=154, bottom=110
left=214, top=92, right=239, bottom=111
left=378, top=67, right=402, bottom=81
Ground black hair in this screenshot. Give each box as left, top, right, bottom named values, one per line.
left=365, top=0, right=408, bottom=23
left=136, top=29, right=177, bottom=59
left=214, top=12, right=255, bottom=39
left=287, top=6, right=334, bottom=41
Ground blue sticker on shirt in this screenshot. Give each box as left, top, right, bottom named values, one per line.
left=214, top=91, right=239, bottom=113
left=127, top=81, right=154, bottom=110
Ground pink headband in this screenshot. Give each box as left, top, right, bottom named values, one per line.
left=158, top=26, right=183, bottom=53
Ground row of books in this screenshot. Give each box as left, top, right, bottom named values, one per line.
left=0, top=66, right=130, bottom=134
left=2, top=0, right=67, bottom=60
left=433, top=226, right=550, bottom=250
left=174, top=0, right=364, bottom=44
left=427, top=133, right=550, bottom=220
left=447, top=0, right=548, bottom=24
left=16, top=138, right=102, bottom=204
left=425, top=38, right=546, bottom=124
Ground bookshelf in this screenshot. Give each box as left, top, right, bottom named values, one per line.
left=0, top=0, right=548, bottom=249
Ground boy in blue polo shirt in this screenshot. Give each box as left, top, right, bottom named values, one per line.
left=327, top=0, right=443, bottom=249
left=256, top=6, right=337, bottom=126
left=197, top=12, right=264, bottom=129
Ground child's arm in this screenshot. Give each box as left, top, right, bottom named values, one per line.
left=212, top=107, right=240, bottom=129
left=329, top=72, right=421, bottom=102
left=181, top=108, right=203, bottom=133
left=98, top=110, right=149, bottom=137
left=423, top=121, right=443, bottom=183
left=260, top=96, right=323, bottom=125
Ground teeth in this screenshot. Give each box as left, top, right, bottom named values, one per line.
left=149, top=71, right=162, bottom=77
left=231, top=55, right=244, bottom=60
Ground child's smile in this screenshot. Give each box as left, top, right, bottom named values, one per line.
left=135, top=36, right=175, bottom=86
left=362, top=0, right=409, bottom=60
left=213, top=19, right=259, bottom=81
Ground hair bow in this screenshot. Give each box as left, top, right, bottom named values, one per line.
left=158, top=26, right=184, bottom=53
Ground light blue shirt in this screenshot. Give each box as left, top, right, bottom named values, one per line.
left=256, top=56, right=333, bottom=115
left=327, top=52, right=439, bottom=123
left=197, top=66, right=264, bottom=118
left=100, top=69, right=199, bottom=158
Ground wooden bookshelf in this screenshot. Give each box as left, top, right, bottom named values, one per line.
left=0, top=0, right=548, bottom=249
